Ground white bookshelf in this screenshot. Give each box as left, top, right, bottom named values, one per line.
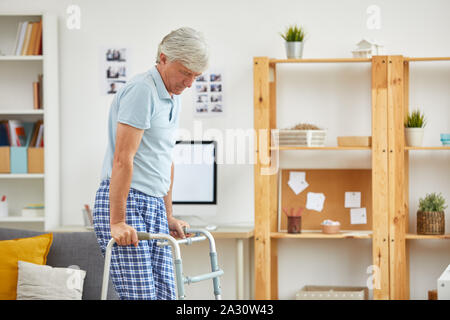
left=0, top=13, right=59, bottom=231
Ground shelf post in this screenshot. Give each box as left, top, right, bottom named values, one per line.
left=371, top=56, right=391, bottom=299
left=387, top=56, right=409, bottom=299
left=253, top=57, right=278, bottom=299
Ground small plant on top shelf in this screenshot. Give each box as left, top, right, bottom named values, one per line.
left=404, top=109, right=426, bottom=147
left=280, top=25, right=306, bottom=42
left=405, top=109, right=426, bottom=128
left=417, top=192, right=447, bottom=235
left=280, top=25, right=306, bottom=59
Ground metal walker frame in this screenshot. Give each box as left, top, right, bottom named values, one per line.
left=101, top=228, right=223, bottom=300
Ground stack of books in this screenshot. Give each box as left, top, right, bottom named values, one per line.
left=11, top=20, right=42, bottom=56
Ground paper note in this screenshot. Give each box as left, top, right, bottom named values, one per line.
left=350, top=208, right=367, bottom=224
left=289, top=171, right=305, bottom=182
left=288, top=179, right=309, bottom=195
left=306, top=192, right=326, bottom=212
left=288, top=171, right=309, bottom=195
left=345, top=192, right=361, bottom=208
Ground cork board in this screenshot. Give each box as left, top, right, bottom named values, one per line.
left=279, top=169, right=372, bottom=231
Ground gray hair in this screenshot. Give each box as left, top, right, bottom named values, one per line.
left=156, top=27, right=209, bottom=73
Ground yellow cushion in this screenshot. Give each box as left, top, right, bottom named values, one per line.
left=0, top=233, right=53, bottom=300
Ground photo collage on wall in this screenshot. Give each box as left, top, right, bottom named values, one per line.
left=193, top=70, right=224, bottom=116
left=100, top=47, right=129, bottom=95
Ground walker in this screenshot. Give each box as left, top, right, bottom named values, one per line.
left=101, top=228, right=224, bottom=300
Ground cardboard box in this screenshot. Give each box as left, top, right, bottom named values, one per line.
left=0, top=146, right=10, bottom=173
left=337, top=136, right=372, bottom=147
left=28, top=147, right=44, bottom=173
left=296, top=286, right=369, bottom=300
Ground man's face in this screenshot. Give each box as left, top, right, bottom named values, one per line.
left=158, top=53, right=202, bottom=95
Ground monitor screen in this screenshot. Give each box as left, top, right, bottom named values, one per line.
left=172, top=140, right=217, bottom=205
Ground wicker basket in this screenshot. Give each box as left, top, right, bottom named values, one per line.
left=417, top=211, right=445, bottom=235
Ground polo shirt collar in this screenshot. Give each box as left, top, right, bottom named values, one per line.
left=150, top=66, right=172, bottom=100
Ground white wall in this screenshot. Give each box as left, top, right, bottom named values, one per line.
left=1, top=0, right=449, bottom=300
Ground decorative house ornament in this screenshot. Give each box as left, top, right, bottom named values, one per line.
left=352, top=38, right=384, bottom=58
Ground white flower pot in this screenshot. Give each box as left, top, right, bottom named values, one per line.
left=285, top=41, right=303, bottom=59
left=405, top=128, right=424, bottom=147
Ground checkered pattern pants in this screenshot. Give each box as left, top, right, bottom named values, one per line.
left=93, top=180, right=176, bottom=300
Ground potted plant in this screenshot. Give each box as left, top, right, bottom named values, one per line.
left=417, top=192, right=447, bottom=235
left=280, top=25, right=306, bottom=59
left=405, top=109, right=426, bottom=147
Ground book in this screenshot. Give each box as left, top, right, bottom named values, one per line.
left=21, top=22, right=33, bottom=55
left=27, top=22, right=39, bottom=55
left=15, top=21, right=28, bottom=55
left=38, top=74, right=43, bottom=108
left=11, top=22, right=23, bottom=55
left=0, top=121, right=10, bottom=146
left=32, top=21, right=42, bottom=55
left=33, top=82, right=39, bottom=109
left=29, top=120, right=43, bottom=148
left=8, top=120, right=25, bottom=147
left=35, top=123, right=44, bottom=148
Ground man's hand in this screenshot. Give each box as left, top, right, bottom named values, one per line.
left=111, top=222, right=139, bottom=247
left=167, top=216, right=190, bottom=239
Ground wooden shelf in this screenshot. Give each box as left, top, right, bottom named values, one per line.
left=406, top=233, right=450, bottom=240
left=0, top=216, right=44, bottom=222
left=0, top=174, right=44, bottom=179
left=405, top=146, right=450, bottom=150
left=405, top=57, right=450, bottom=62
left=0, top=55, right=43, bottom=61
left=270, top=58, right=371, bottom=64
left=272, top=146, right=371, bottom=151
left=271, top=231, right=372, bottom=239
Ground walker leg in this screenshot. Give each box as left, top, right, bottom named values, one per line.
left=174, top=258, right=185, bottom=300
left=210, top=251, right=222, bottom=300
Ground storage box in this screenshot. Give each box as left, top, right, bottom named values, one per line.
left=10, top=146, right=28, bottom=173
left=296, top=286, right=369, bottom=300
left=28, top=147, right=44, bottom=173
left=0, top=146, right=10, bottom=173
left=337, top=136, right=372, bottom=147
left=273, top=130, right=327, bottom=147
left=438, top=264, right=450, bottom=300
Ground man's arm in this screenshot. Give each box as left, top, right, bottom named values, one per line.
left=164, top=162, right=189, bottom=238
left=109, top=122, right=144, bottom=246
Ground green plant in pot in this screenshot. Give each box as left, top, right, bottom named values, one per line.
left=405, top=109, right=426, bottom=147
left=280, top=25, right=305, bottom=59
left=417, top=192, right=447, bottom=235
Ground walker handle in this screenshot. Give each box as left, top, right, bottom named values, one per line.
left=137, top=232, right=152, bottom=240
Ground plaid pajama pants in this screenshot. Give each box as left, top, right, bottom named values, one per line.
left=93, top=180, right=176, bottom=300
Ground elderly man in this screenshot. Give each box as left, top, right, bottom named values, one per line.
left=93, top=27, right=208, bottom=300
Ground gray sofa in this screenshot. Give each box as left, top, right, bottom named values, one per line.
left=0, top=227, right=118, bottom=300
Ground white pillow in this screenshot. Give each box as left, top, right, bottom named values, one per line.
left=16, top=260, right=86, bottom=300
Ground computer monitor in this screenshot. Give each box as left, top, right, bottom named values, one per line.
left=171, top=140, right=217, bottom=221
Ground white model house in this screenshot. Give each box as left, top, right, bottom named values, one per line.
left=352, top=38, right=384, bottom=58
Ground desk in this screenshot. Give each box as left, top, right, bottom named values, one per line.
left=207, top=226, right=254, bottom=300
left=50, top=225, right=254, bottom=300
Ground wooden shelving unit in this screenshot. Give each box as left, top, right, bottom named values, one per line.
left=253, top=55, right=449, bottom=300
left=388, top=57, right=450, bottom=300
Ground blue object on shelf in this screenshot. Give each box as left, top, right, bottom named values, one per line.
left=440, top=133, right=450, bottom=140
left=10, top=147, right=27, bottom=173
left=9, top=122, right=35, bottom=174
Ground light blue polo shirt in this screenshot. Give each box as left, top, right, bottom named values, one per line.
left=100, top=66, right=181, bottom=197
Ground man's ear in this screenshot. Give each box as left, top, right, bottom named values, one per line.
left=159, top=53, right=167, bottom=65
